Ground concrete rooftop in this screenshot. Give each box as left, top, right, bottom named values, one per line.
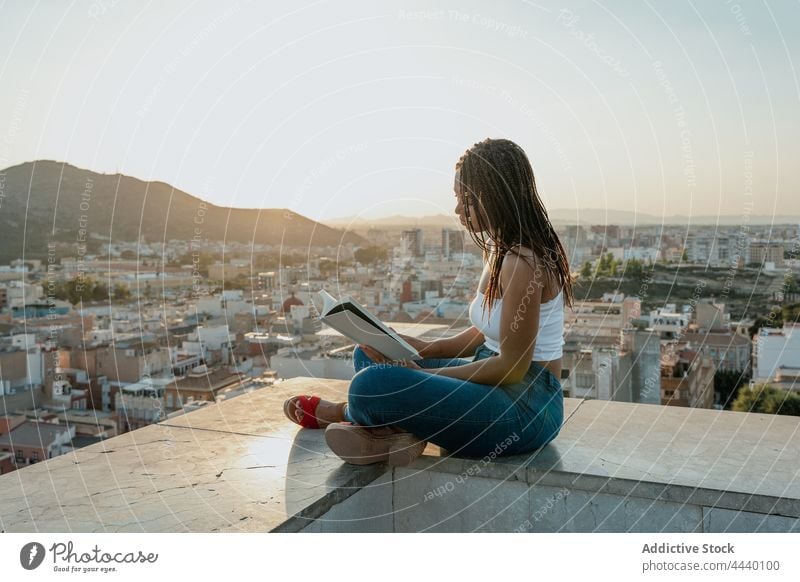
left=0, top=376, right=798, bottom=532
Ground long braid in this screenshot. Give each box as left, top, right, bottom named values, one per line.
left=456, top=138, right=575, bottom=320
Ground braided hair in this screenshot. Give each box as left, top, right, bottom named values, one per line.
left=455, top=138, right=575, bottom=317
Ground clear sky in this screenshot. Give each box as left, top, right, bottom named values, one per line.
left=0, top=0, right=798, bottom=221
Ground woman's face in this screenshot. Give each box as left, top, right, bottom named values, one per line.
left=454, top=168, right=485, bottom=232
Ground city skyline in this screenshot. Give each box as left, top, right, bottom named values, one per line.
left=1, top=1, right=798, bottom=222
left=1, top=0, right=799, bottom=546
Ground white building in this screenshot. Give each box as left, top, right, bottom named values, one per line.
left=753, top=323, right=800, bottom=381
left=565, top=296, right=641, bottom=346
left=3, top=281, right=44, bottom=308
left=181, top=325, right=235, bottom=365
left=606, top=247, right=660, bottom=263
left=649, top=308, right=689, bottom=339
left=10, top=334, right=36, bottom=350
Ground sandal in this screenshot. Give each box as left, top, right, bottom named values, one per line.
left=283, top=395, right=345, bottom=429
left=324, top=422, right=427, bottom=466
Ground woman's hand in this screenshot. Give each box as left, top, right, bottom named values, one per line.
left=398, top=358, right=423, bottom=370
left=356, top=342, right=425, bottom=370
left=357, top=343, right=392, bottom=364
left=388, top=327, right=434, bottom=358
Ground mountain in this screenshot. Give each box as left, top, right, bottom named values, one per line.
left=323, top=209, right=800, bottom=227
left=321, top=214, right=463, bottom=228
left=0, top=161, right=368, bottom=262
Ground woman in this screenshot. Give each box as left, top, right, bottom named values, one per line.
left=284, top=138, right=574, bottom=466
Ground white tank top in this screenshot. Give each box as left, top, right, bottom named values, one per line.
left=468, top=280, right=565, bottom=361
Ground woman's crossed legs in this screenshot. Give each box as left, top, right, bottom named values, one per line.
left=346, top=346, right=554, bottom=457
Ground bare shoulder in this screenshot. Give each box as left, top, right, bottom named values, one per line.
left=504, top=244, right=543, bottom=268
left=505, top=243, right=534, bottom=256
left=499, top=248, right=542, bottom=285
left=502, top=245, right=555, bottom=295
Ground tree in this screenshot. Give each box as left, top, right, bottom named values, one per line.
left=594, top=252, right=621, bottom=278
left=783, top=302, right=800, bottom=323
left=112, top=284, right=131, bottom=301
left=171, top=251, right=217, bottom=272
left=53, top=276, right=98, bottom=305
left=355, top=246, right=388, bottom=265
left=91, top=280, right=109, bottom=302
left=624, top=258, right=644, bottom=280
left=748, top=302, right=800, bottom=337
left=597, top=253, right=610, bottom=276
left=580, top=261, right=593, bottom=279
left=224, top=274, right=251, bottom=291
left=714, top=369, right=750, bottom=410
left=732, top=384, right=800, bottom=417
left=317, top=259, right=338, bottom=276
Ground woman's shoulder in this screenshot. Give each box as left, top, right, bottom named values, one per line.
left=501, top=244, right=558, bottom=292
left=504, top=243, right=539, bottom=262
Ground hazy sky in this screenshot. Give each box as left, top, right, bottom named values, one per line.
left=1, top=0, right=798, bottom=221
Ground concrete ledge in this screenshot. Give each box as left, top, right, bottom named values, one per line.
left=2, top=376, right=798, bottom=533
left=406, top=398, right=800, bottom=520
left=299, top=383, right=800, bottom=532
left=0, top=378, right=382, bottom=532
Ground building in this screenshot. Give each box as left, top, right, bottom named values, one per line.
left=563, top=321, right=661, bottom=405
left=649, top=307, right=689, bottom=339
left=401, top=229, right=424, bottom=257
left=606, top=247, right=660, bottom=263
left=46, top=378, right=89, bottom=411
left=563, top=346, right=632, bottom=402
left=178, top=325, right=236, bottom=366
left=11, top=312, right=93, bottom=349
left=112, top=378, right=171, bottom=433
left=748, top=241, right=785, bottom=268
left=660, top=345, right=716, bottom=408
left=441, top=229, right=464, bottom=259
left=64, top=345, right=113, bottom=411
left=0, top=418, right=76, bottom=472
left=271, top=348, right=356, bottom=381
left=95, top=342, right=171, bottom=384
left=2, top=281, right=44, bottom=309
left=682, top=332, right=751, bottom=373
left=753, top=323, right=800, bottom=381
left=281, top=292, right=304, bottom=314
left=564, top=296, right=641, bottom=347
left=694, top=300, right=731, bottom=332
left=0, top=348, right=34, bottom=395
left=0, top=451, right=13, bottom=475
left=621, top=322, right=661, bottom=404
left=685, top=233, right=744, bottom=268
left=772, top=367, right=800, bottom=392
left=257, top=271, right=277, bottom=292
left=165, top=367, right=243, bottom=412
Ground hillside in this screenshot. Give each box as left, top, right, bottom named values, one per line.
left=0, top=161, right=367, bottom=262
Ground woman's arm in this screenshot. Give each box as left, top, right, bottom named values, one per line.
left=426, top=252, right=545, bottom=385
left=362, top=325, right=485, bottom=364
left=426, top=355, right=525, bottom=385
left=423, top=325, right=485, bottom=359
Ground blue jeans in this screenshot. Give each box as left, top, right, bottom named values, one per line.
left=345, top=343, right=564, bottom=458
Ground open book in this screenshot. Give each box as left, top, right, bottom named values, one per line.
left=317, top=290, right=421, bottom=360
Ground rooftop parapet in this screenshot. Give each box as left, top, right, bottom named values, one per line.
left=1, top=377, right=798, bottom=533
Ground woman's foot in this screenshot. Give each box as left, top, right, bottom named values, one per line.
left=324, top=423, right=427, bottom=466
left=283, top=395, right=347, bottom=429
